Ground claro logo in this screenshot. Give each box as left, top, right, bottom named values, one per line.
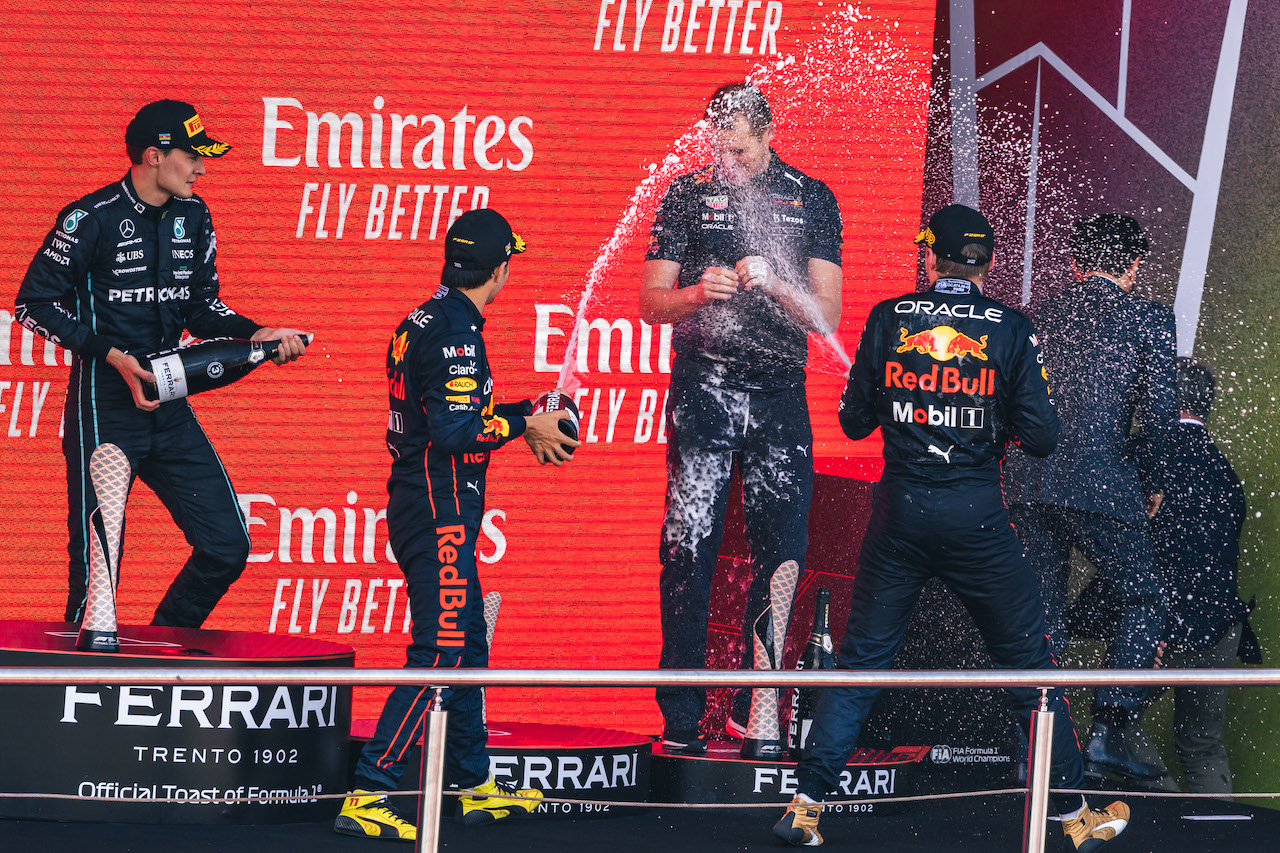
left=262, top=97, right=534, bottom=171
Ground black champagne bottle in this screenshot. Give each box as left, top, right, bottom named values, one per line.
left=788, top=587, right=835, bottom=758
left=143, top=334, right=311, bottom=402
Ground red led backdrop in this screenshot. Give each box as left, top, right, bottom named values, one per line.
left=0, top=0, right=934, bottom=732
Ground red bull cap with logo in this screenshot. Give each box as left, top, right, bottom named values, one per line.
left=914, top=204, right=995, bottom=265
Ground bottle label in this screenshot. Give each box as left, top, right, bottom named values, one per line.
left=797, top=718, right=813, bottom=750
left=151, top=353, right=188, bottom=402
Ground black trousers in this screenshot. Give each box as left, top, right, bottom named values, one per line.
left=656, top=361, right=812, bottom=734
left=354, top=517, right=491, bottom=791
left=1010, top=503, right=1167, bottom=716
left=796, top=478, right=1086, bottom=813
left=63, top=365, right=249, bottom=628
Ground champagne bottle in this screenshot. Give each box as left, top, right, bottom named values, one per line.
left=531, top=390, right=580, bottom=441
left=788, top=587, right=835, bottom=759
left=142, top=334, right=312, bottom=402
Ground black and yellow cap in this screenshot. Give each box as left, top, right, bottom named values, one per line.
left=445, top=209, right=527, bottom=271
left=125, top=100, right=231, bottom=158
left=914, top=204, right=995, bottom=265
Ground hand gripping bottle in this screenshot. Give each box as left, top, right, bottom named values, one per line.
left=142, top=334, right=312, bottom=402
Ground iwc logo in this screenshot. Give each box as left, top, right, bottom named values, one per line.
left=207, top=361, right=225, bottom=379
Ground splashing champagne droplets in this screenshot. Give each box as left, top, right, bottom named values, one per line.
left=556, top=6, right=930, bottom=391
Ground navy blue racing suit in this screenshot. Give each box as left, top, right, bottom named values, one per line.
left=353, top=283, right=530, bottom=791
left=14, top=173, right=263, bottom=627
left=645, top=152, right=842, bottom=734
left=794, top=277, right=1088, bottom=813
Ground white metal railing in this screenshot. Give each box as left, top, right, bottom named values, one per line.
left=2, top=666, right=1277, bottom=853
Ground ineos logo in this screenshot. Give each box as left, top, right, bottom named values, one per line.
left=930, top=745, right=952, bottom=764
left=207, top=361, right=225, bottom=379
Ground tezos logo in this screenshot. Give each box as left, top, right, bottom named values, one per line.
left=119, top=219, right=136, bottom=239
left=930, top=745, right=952, bottom=764
left=63, top=209, right=88, bottom=233
left=207, top=361, right=225, bottom=379
left=173, top=217, right=186, bottom=239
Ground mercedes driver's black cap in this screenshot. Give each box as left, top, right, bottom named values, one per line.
left=444, top=209, right=526, bottom=271
left=125, top=100, right=231, bottom=158
left=914, top=204, right=995, bottom=265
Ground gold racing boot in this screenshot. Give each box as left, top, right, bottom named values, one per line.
left=1063, top=800, right=1130, bottom=851
left=772, top=795, right=824, bottom=846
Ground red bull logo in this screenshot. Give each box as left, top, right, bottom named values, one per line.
left=390, top=331, right=409, bottom=364
left=481, top=416, right=511, bottom=441
left=387, top=371, right=405, bottom=400
left=436, top=525, right=469, bottom=647
left=885, top=362, right=996, bottom=396
left=897, top=326, right=988, bottom=362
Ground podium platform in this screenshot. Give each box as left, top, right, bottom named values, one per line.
left=0, top=620, right=354, bottom=824
left=650, top=740, right=931, bottom=812
left=348, top=718, right=651, bottom=818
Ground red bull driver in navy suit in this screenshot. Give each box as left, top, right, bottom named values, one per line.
left=336, top=209, right=579, bottom=841
left=772, top=205, right=1129, bottom=851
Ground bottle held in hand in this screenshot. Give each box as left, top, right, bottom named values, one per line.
left=142, top=334, right=312, bottom=402
left=531, top=390, right=580, bottom=441
left=788, top=587, right=835, bottom=759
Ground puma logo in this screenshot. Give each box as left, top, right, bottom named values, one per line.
left=465, top=481, right=481, bottom=495
left=783, top=172, right=804, bottom=188
left=928, top=444, right=954, bottom=463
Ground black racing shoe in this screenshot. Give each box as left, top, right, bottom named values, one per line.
left=1085, top=723, right=1163, bottom=781
left=334, top=790, right=416, bottom=841
left=661, top=731, right=709, bottom=755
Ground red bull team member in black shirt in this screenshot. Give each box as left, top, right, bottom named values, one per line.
left=14, top=100, right=307, bottom=628
left=641, top=83, right=842, bottom=756
left=336, top=209, right=578, bottom=841
left=773, top=205, right=1130, bottom=850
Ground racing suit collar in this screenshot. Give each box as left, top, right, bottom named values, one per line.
left=932, top=277, right=974, bottom=295
left=120, top=172, right=169, bottom=220
left=447, top=283, right=486, bottom=331
left=1081, top=273, right=1127, bottom=294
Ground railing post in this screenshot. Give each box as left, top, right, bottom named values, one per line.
left=1022, top=687, right=1054, bottom=853
left=416, top=688, right=448, bottom=853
